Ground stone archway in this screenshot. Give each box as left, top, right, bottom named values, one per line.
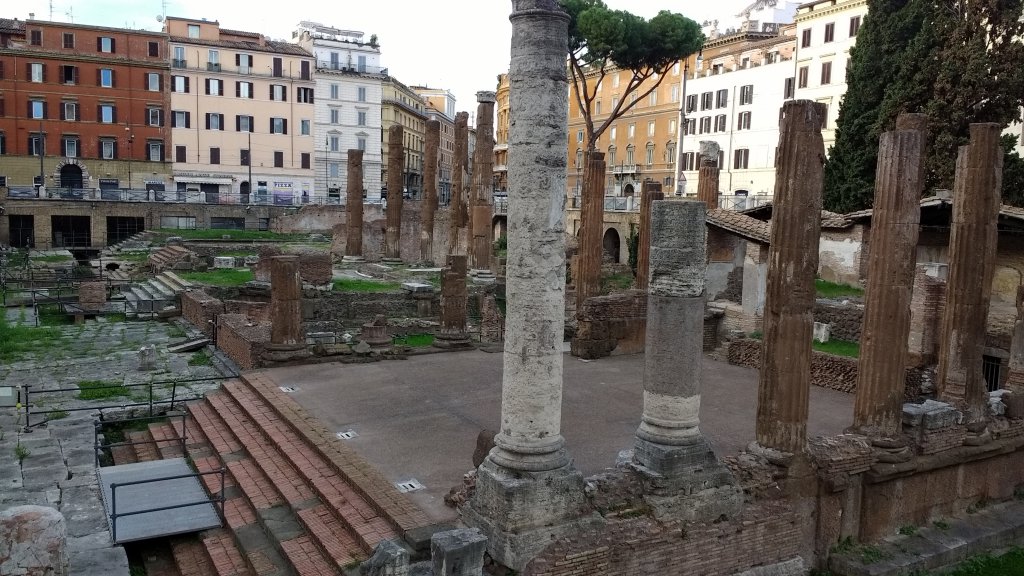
left=623, top=183, right=635, bottom=197
left=603, top=227, right=621, bottom=263
left=59, top=164, right=83, bottom=189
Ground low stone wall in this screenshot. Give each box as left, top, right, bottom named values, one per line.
left=728, top=338, right=858, bottom=393
left=814, top=300, right=864, bottom=342
left=216, top=314, right=268, bottom=370
left=181, top=290, right=225, bottom=338
left=78, top=281, right=107, bottom=310
left=571, top=290, right=647, bottom=359
left=225, top=300, right=269, bottom=323
left=302, top=289, right=438, bottom=324
left=253, top=246, right=333, bottom=286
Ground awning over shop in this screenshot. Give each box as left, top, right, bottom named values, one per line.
left=173, top=176, right=233, bottom=185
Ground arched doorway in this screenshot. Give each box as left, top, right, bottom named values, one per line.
left=603, top=227, right=620, bottom=263
left=623, top=183, right=634, bottom=197
left=59, top=164, right=83, bottom=189
left=239, top=181, right=251, bottom=204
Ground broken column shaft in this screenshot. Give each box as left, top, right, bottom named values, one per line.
left=345, top=149, right=364, bottom=260
left=422, top=120, right=441, bottom=263
left=852, top=114, right=928, bottom=437
left=434, top=254, right=471, bottom=348
left=754, top=100, right=826, bottom=457
left=636, top=181, right=663, bottom=291
left=269, top=255, right=303, bottom=349
left=385, top=124, right=405, bottom=261
left=937, top=123, right=1004, bottom=422
left=471, top=92, right=496, bottom=272
left=450, top=112, right=470, bottom=255
left=575, top=150, right=606, bottom=310
left=696, top=141, right=721, bottom=210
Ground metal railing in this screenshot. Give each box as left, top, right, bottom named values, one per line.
left=93, top=413, right=188, bottom=468
left=108, top=466, right=226, bottom=543
left=5, top=187, right=362, bottom=207
left=315, top=60, right=387, bottom=75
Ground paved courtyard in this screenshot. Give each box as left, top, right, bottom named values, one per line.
left=263, top=348, right=855, bottom=523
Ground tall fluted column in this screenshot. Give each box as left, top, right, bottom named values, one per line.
left=753, top=101, right=825, bottom=458
left=450, top=112, right=470, bottom=255
left=852, top=114, right=928, bottom=438
left=385, top=124, right=404, bottom=261
left=344, top=149, right=365, bottom=261
left=938, top=123, right=1004, bottom=423
left=269, top=255, right=302, bottom=348
left=421, top=120, right=441, bottom=263
left=696, top=141, right=720, bottom=210
left=471, top=92, right=497, bottom=272
left=636, top=181, right=663, bottom=291
left=466, top=2, right=591, bottom=570
left=575, top=150, right=605, bottom=310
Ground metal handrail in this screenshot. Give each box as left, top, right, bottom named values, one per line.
left=109, top=466, right=226, bottom=543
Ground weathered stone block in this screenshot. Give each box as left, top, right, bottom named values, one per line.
left=430, top=528, right=487, bottom=576
left=0, top=505, right=69, bottom=576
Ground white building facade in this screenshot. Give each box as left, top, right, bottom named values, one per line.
left=294, top=22, right=384, bottom=202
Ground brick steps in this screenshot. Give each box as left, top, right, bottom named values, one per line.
left=128, top=429, right=160, bottom=462
left=170, top=536, right=218, bottom=576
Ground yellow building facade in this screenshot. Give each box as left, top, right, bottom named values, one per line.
left=381, top=76, right=426, bottom=197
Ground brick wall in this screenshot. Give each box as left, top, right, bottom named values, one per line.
left=78, top=281, right=107, bottom=309
left=181, top=290, right=225, bottom=338
left=571, top=290, right=647, bottom=359
left=302, top=289, right=436, bottom=325
left=814, top=301, right=864, bottom=342
left=253, top=246, right=333, bottom=286
left=216, top=314, right=268, bottom=370
left=225, top=300, right=269, bottom=322
left=527, top=501, right=801, bottom=576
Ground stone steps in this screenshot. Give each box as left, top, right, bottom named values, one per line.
left=124, top=271, right=193, bottom=316
left=149, top=245, right=194, bottom=271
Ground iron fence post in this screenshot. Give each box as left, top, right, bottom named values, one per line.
left=110, top=483, right=118, bottom=543
left=22, top=384, right=31, bottom=432
left=93, top=420, right=102, bottom=467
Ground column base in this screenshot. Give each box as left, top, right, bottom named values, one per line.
left=470, top=269, right=496, bottom=284
left=261, top=344, right=312, bottom=363
left=432, top=332, right=473, bottom=349
left=632, top=436, right=743, bottom=523
left=461, top=457, right=600, bottom=572
left=382, top=257, right=404, bottom=264
left=341, top=255, right=366, bottom=263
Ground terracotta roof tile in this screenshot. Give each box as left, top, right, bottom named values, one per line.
left=706, top=208, right=771, bottom=244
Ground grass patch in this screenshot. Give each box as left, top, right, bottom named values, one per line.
left=332, top=278, right=401, bottom=292
left=933, top=519, right=950, bottom=530
left=393, top=333, right=435, bottom=347
left=166, top=324, right=186, bottom=339
left=815, top=278, right=864, bottom=298
left=909, top=547, right=1024, bottom=576
left=156, top=228, right=309, bottom=241
left=30, top=254, right=73, bottom=263
left=179, top=269, right=254, bottom=286
left=188, top=350, right=212, bottom=366
left=15, top=442, right=30, bottom=463
left=601, top=272, right=635, bottom=293
left=77, top=379, right=130, bottom=400
left=813, top=339, right=860, bottom=358
left=898, top=524, right=918, bottom=536
left=46, top=410, right=69, bottom=421
left=0, top=312, right=65, bottom=362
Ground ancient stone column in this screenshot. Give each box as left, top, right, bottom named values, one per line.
left=1007, top=286, right=1024, bottom=388
left=345, top=149, right=365, bottom=261
left=465, top=1, right=590, bottom=570
left=434, top=254, right=471, bottom=348
left=268, top=255, right=305, bottom=351
left=385, top=124, right=405, bottom=261
left=636, top=181, right=663, bottom=291
left=574, top=150, right=606, bottom=311
left=938, top=123, right=1004, bottom=423
left=753, top=100, right=826, bottom=458
left=450, top=112, right=470, bottom=255
left=696, top=141, right=721, bottom=210
left=852, top=114, right=928, bottom=439
left=422, top=120, right=441, bottom=264
left=471, top=92, right=497, bottom=273
left=907, top=263, right=948, bottom=367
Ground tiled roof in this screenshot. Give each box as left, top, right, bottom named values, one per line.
left=0, top=18, right=25, bottom=33
left=167, top=35, right=311, bottom=57
left=736, top=202, right=852, bottom=229
left=706, top=208, right=771, bottom=244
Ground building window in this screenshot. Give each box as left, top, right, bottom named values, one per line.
left=608, top=146, right=617, bottom=165
left=240, top=149, right=250, bottom=166
left=671, top=84, right=680, bottom=102
left=29, top=99, right=46, bottom=119
left=173, top=75, right=189, bottom=93
left=187, top=24, right=200, bottom=38
left=357, top=55, right=367, bottom=73
left=801, top=28, right=811, bottom=48
left=673, top=62, right=680, bottom=75
left=686, top=94, right=698, bottom=113
left=148, top=107, right=163, bottom=126
left=210, top=147, right=220, bottom=164
left=798, top=66, right=809, bottom=89
left=737, top=111, right=752, bottom=130
left=99, top=68, right=114, bottom=88
left=850, top=16, right=862, bottom=37
left=784, top=77, right=795, bottom=99
left=237, top=81, right=253, bottom=99
left=329, top=136, right=340, bottom=152
left=207, top=49, right=220, bottom=71
left=649, top=91, right=657, bottom=107
left=270, top=117, right=287, bottom=134
left=30, top=29, right=41, bottom=45
left=301, top=153, right=311, bottom=169
left=821, top=62, right=833, bottom=85
left=236, top=53, right=253, bottom=74
left=297, top=87, right=314, bottom=103
left=272, top=57, right=283, bottom=77
left=330, top=108, right=340, bottom=124
left=647, top=121, right=655, bottom=137
left=147, top=73, right=161, bottom=91
left=173, top=110, right=190, bottom=128
left=175, top=145, right=186, bottom=162
left=700, top=91, right=713, bottom=110
left=300, top=119, right=310, bottom=135
left=62, top=137, right=79, bottom=158
left=685, top=118, right=696, bottom=135
left=173, top=46, right=186, bottom=68
left=30, top=63, right=44, bottom=83
left=270, top=84, right=287, bottom=101
left=645, top=143, right=654, bottom=166
left=741, top=57, right=750, bottom=69
left=98, top=37, right=115, bottom=53
left=101, top=139, right=116, bottom=159
left=595, top=101, right=601, bottom=115
left=148, top=141, right=163, bottom=161
left=329, top=163, right=340, bottom=178
left=149, top=41, right=159, bottom=57
left=714, top=114, right=727, bottom=132
left=740, top=85, right=753, bottom=105
left=734, top=148, right=750, bottom=169
left=273, top=151, right=284, bottom=167
left=669, top=119, right=676, bottom=134
left=358, top=86, right=367, bottom=102
left=60, top=65, right=77, bottom=85
left=610, top=126, right=617, bottom=140
left=29, top=134, right=43, bottom=156
left=237, top=115, right=254, bottom=132
left=576, top=129, right=583, bottom=143
left=824, top=22, right=835, bottom=43
left=628, top=123, right=635, bottom=138
left=666, top=142, right=675, bottom=166
left=206, top=78, right=223, bottom=96
left=330, top=84, right=339, bottom=99
left=716, top=89, right=728, bottom=108
left=358, top=110, right=367, bottom=126
left=357, top=136, right=367, bottom=151
left=62, top=101, right=77, bottom=121
left=206, top=113, right=224, bottom=130
left=626, top=145, right=634, bottom=165
left=698, top=117, right=711, bottom=134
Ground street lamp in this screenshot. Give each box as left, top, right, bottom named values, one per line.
left=674, top=48, right=703, bottom=196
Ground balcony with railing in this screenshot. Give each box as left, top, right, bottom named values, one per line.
left=206, top=62, right=221, bottom=72
left=611, top=164, right=640, bottom=175
left=316, top=60, right=387, bottom=75
left=565, top=192, right=772, bottom=212
left=172, top=59, right=187, bottom=69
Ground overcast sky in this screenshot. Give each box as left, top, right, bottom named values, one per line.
left=16, top=0, right=753, bottom=119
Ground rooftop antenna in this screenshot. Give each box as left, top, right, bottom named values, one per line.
left=49, top=0, right=53, bottom=20
left=65, top=6, right=74, bottom=23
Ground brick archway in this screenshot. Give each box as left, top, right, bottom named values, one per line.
left=52, top=158, right=91, bottom=187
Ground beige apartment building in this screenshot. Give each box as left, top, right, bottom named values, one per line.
left=494, top=73, right=509, bottom=194
left=164, top=17, right=315, bottom=205
left=412, top=86, right=456, bottom=203
left=381, top=76, right=426, bottom=198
